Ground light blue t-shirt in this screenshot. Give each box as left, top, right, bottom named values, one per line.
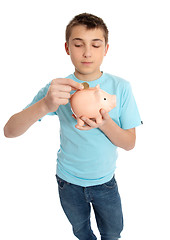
left=25, top=73, right=142, bottom=187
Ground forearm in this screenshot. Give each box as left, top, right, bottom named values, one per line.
left=99, top=118, right=136, bottom=151
left=4, top=98, right=51, bottom=138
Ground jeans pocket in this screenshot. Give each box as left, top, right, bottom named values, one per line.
left=104, top=176, right=117, bottom=189
left=56, top=175, right=66, bottom=190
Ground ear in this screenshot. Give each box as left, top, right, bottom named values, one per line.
left=104, top=43, right=109, bottom=56
left=65, top=42, right=70, bottom=55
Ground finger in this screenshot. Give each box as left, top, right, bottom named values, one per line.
left=56, top=98, right=69, bottom=105
left=76, top=125, right=92, bottom=130
left=67, top=79, right=84, bottom=91
left=81, top=117, right=96, bottom=127
left=57, top=91, right=71, bottom=99
left=55, top=78, right=84, bottom=91
left=56, top=84, right=72, bottom=93
left=71, top=87, right=81, bottom=91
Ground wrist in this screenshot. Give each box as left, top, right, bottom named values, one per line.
left=40, top=98, right=51, bottom=115
left=42, top=97, right=59, bottom=114
left=99, top=116, right=113, bottom=131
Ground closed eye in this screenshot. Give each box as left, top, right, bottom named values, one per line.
left=75, top=44, right=82, bottom=47
left=93, top=45, right=100, bottom=48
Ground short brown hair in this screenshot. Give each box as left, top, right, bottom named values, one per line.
left=66, top=13, right=109, bottom=45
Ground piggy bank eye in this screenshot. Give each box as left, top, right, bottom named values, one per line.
left=104, top=98, right=106, bottom=100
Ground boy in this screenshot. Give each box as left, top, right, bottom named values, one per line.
left=4, top=13, right=141, bottom=240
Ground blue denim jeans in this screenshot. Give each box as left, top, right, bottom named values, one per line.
left=56, top=175, right=123, bottom=240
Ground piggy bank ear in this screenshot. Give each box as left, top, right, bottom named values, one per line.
left=95, top=84, right=100, bottom=89
left=94, top=84, right=101, bottom=97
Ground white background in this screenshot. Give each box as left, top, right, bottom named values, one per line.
left=0, top=0, right=170, bottom=239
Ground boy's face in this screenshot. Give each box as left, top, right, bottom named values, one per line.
left=65, top=25, right=109, bottom=81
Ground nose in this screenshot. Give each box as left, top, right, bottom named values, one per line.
left=83, top=46, right=92, bottom=58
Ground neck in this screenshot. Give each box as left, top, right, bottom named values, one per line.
left=74, top=69, right=103, bottom=81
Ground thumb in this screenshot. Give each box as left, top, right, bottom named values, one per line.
left=100, top=109, right=110, bottom=120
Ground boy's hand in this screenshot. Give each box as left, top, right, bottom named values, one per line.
left=43, top=78, right=84, bottom=112
left=72, top=109, right=111, bottom=130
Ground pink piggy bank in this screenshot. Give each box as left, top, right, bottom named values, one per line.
left=70, top=84, right=116, bottom=127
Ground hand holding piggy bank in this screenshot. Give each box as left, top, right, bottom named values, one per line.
left=70, top=84, right=116, bottom=128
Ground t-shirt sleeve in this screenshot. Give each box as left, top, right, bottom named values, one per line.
left=24, top=82, right=58, bottom=121
left=119, top=82, right=142, bottom=129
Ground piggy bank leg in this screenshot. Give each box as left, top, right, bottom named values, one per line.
left=76, top=118, right=85, bottom=128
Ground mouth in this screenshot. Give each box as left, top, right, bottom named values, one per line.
left=81, top=62, right=93, bottom=65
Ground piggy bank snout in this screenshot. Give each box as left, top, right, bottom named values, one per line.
left=104, top=95, right=116, bottom=111
left=111, top=95, right=116, bottom=108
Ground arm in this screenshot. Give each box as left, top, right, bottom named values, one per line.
left=99, top=116, right=136, bottom=151
left=4, top=98, right=50, bottom=138
left=4, top=78, right=84, bottom=138
left=74, top=109, right=136, bottom=151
